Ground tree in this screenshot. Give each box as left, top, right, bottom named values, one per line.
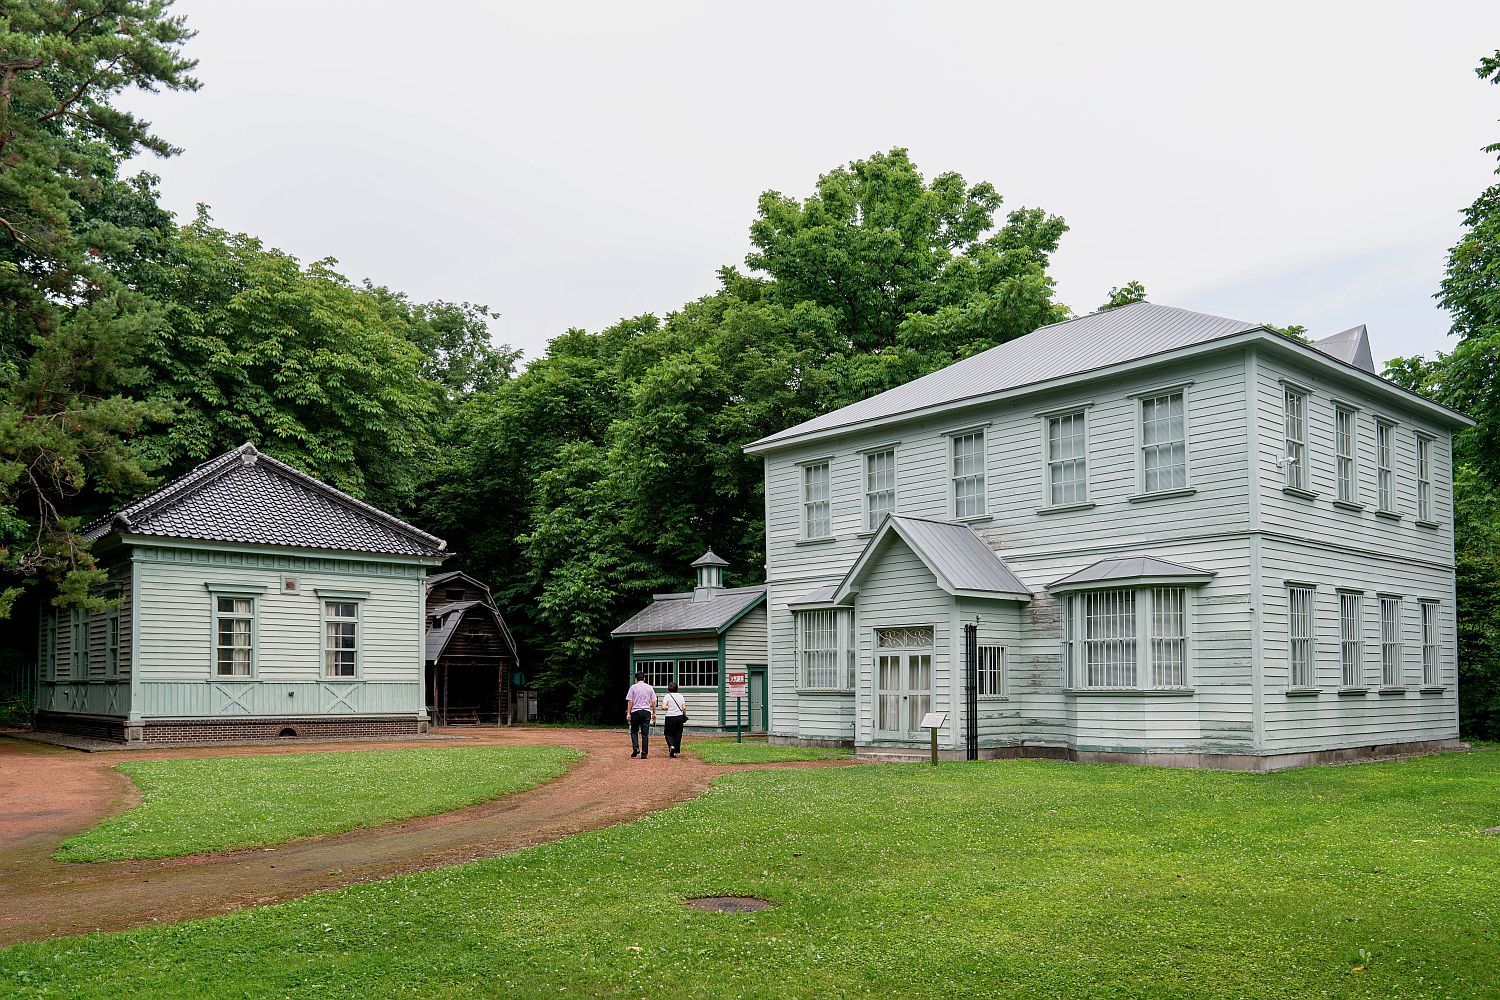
left=1099, top=281, right=1147, bottom=311
left=0, top=1, right=197, bottom=616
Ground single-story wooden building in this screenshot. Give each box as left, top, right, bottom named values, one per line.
left=610, top=550, right=768, bottom=732
left=424, top=570, right=522, bottom=725
left=35, top=442, right=448, bottom=743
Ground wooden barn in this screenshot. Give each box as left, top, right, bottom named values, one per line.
left=424, top=571, right=521, bottom=725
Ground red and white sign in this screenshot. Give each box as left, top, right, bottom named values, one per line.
left=726, top=670, right=749, bottom=699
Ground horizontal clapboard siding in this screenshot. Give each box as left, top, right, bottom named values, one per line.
left=855, top=538, right=951, bottom=744
left=724, top=605, right=767, bottom=668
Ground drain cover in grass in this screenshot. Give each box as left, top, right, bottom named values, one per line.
left=684, top=896, right=772, bottom=912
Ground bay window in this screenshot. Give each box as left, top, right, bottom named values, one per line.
left=798, top=607, right=855, bottom=690
left=1060, top=586, right=1192, bottom=690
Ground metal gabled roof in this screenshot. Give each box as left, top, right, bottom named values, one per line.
left=748, top=303, right=1259, bottom=450
left=611, top=585, right=767, bottom=637
left=425, top=600, right=519, bottom=664
left=1047, top=555, right=1216, bottom=592
left=836, top=515, right=1031, bottom=603
left=83, top=443, right=447, bottom=559
left=691, top=549, right=730, bottom=568
left=787, top=584, right=839, bottom=607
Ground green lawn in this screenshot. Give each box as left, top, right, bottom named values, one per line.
left=53, top=745, right=580, bottom=862
left=688, top=737, right=853, bottom=764
left=8, top=749, right=1498, bottom=998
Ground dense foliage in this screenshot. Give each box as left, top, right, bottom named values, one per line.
left=1385, top=50, right=1500, bottom=739
left=427, top=149, right=1070, bottom=719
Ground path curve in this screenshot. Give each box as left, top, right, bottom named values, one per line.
left=0, top=727, right=849, bottom=946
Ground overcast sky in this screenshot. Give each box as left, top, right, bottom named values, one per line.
left=129, top=1, right=1500, bottom=367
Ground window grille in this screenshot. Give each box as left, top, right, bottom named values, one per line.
left=1420, top=601, right=1439, bottom=686
left=678, top=657, right=719, bottom=688
left=977, top=645, right=1004, bottom=696
left=798, top=609, right=855, bottom=689
left=1083, top=589, right=1136, bottom=687
left=215, top=598, right=254, bottom=676
left=1047, top=412, right=1087, bottom=506
left=1339, top=592, right=1362, bottom=687
left=865, top=449, right=896, bottom=530
left=1416, top=436, right=1433, bottom=522
left=106, top=615, right=120, bottom=678
left=324, top=601, right=358, bottom=678
left=1377, top=421, right=1395, bottom=512
left=1380, top=597, right=1402, bottom=687
left=802, top=462, right=831, bottom=538
left=1141, top=392, right=1186, bottom=493
left=1287, top=586, right=1315, bottom=687
left=1335, top=406, right=1358, bottom=503
left=875, top=626, right=934, bottom=648
left=638, top=659, right=674, bottom=689
left=1283, top=388, right=1308, bottom=491
left=1151, top=587, right=1187, bottom=687
left=950, top=432, right=986, bottom=519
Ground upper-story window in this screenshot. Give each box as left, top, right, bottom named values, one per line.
left=1335, top=405, right=1359, bottom=504
left=1046, top=411, right=1087, bottom=506
left=1416, top=434, right=1434, bottom=523
left=1283, top=387, right=1309, bottom=492
left=1140, top=390, right=1187, bottom=493
left=1376, top=419, right=1396, bottom=513
left=802, top=461, right=831, bottom=538
left=950, top=431, right=986, bottom=519
left=864, top=448, right=896, bottom=530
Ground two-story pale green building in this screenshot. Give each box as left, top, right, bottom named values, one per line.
left=35, top=443, right=448, bottom=743
left=745, top=302, right=1473, bottom=768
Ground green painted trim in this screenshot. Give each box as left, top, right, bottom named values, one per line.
left=313, top=587, right=373, bottom=600
left=749, top=664, right=768, bottom=731
left=204, top=582, right=268, bottom=594
left=629, top=649, right=717, bottom=660
left=717, top=633, right=727, bottom=727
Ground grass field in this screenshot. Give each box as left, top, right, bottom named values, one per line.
left=8, top=749, right=1497, bottom=998
left=54, top=745, right=580, bottom=862
left=688, top=737, right=853, bottom=764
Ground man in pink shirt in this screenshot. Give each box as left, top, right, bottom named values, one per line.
left=625, top=671, right=656, bottom=759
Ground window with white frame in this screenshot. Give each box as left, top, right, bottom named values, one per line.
left=1416, top=435, right=1434, bottom=522
left=323, top=601, right=359, bottom=678
left=1140, top=391, right=1187, bottom=493
left=797, top=608, right=855, bottom=690
left=1335, top=406, right=1358, bottom=503
left=950, top=431, right=986, bottom=519
left=1151, top=586, right=1188, bottom=687
left=977, top=645, right=1004, bottom=696
left=1062, top=587, right=1192, bottom=690
left=106, top=614, right=120, bottom=678
left=1046, top=411, right=1087, bottom=506
left=214, top=597, right=254, bottom=677
left=1287, top=586, right=1316, bottom=688
left=802, top=461, right=831, bottom=539
left=1420, top=601, right=1439, bottom=686
left=1379, top=596, right=1402, bottom=687
left=865, top=448, right=896, bottom=530
left=1339, top=592, right=1362, bottom=688
left=638, top=659, right=673, bottom=689
left=1376, top=420, right=1396, bottom=512
left=1283, top=387, right=1308, bottom=491
left=677, top=657, right=719, bottom=688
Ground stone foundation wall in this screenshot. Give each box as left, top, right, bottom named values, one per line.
left=34, top=712, right=425, bottom=745
left=851, top=738, right=1466, bottom=770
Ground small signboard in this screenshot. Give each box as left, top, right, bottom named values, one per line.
left=727, top=670, right=749, bottom=699
left=919, top=711, right=947, bottom=730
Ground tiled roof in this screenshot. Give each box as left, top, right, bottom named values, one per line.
left=1047, top=555, right=1215, bottom=591
left=749, top=303, right=1259, bottom=448
left=611, top=586, right=766, bottom=636
left=84, top=443, right=447, bottom=558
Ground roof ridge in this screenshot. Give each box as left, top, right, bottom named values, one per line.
left=250, top=450, right=445, bottom=551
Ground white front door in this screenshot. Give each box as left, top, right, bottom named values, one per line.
left=874, top=627, right=933, bottom=739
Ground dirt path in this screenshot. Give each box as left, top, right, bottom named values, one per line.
left=0, top=727, right=847, bottom=946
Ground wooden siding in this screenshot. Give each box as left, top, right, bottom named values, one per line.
left=130, top=544, right=425, bottom=719
left=633, top=633, right=718, bottom=654
left=724, top=605, right=767, bottom=668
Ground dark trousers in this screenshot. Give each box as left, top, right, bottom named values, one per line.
left=630, top=709, right=651, bottom=756
left=664, top=715, right=685, bottom=754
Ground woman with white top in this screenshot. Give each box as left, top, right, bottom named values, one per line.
left=661, top=681, right=688, bottom=757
